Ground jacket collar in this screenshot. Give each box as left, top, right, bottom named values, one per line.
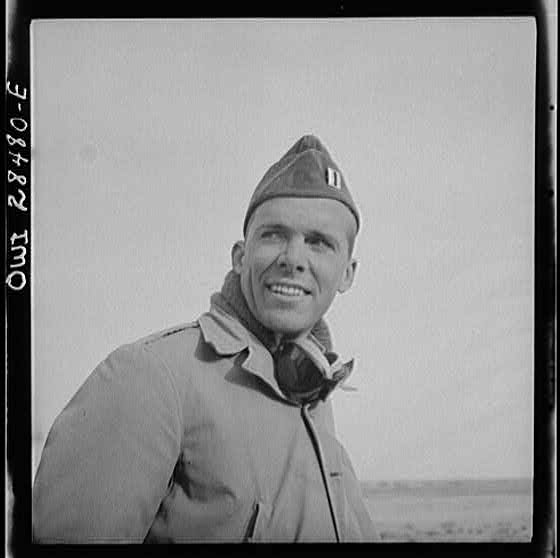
left=198, top=303, right=355, bottom=404
left=198, top=303, right=286, bottom=401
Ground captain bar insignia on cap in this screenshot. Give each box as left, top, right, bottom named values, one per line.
left=326, top=167, right=342, bottom=189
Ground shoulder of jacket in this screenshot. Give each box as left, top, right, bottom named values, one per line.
left=103, top=321, right=204, bottom=385
left=131, top=321, right=201, bottom=350
left=99, top=323, right=199, bottom=370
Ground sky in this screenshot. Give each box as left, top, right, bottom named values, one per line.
left=31, top=18, right=537, bottom=481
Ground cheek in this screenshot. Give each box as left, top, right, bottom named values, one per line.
left=313, top=258, right=347, bottom=294
left=247, top=246, right=278, bottom=277
left=241, top=252, right=270, bottom=298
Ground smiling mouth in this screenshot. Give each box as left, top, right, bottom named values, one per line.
left=266, top=283, right=310, bottom=297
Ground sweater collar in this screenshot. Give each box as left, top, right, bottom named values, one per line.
left=213, top=270, right=332, bottom=352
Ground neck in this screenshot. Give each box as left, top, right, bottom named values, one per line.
left=269, top=329, right=311, bottom=352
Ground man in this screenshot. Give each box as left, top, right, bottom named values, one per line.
left=33, top=134, right=376, bottom=543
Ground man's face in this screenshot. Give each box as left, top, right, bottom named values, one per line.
left=232, top=197, right=357, bottom=340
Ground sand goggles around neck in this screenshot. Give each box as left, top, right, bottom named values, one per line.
left=273, top=337, right=354, bottom=406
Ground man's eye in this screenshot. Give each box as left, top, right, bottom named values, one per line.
left=307, top=237, right=332, bottom=250
left=261, top=231, right=283, bottom=240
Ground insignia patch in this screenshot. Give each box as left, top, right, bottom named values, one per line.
left=326, top=167, right=341, bottom=189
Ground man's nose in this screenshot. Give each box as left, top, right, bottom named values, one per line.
left=277, top=236, right=307, bottom=272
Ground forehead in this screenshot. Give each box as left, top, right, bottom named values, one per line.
left=246, top=197, right=356, bottom=240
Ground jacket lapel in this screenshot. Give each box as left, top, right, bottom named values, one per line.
left=198, top=305, right=289, bottom=402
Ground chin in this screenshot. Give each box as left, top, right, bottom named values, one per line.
left=260, top=312, right=314, bottom=338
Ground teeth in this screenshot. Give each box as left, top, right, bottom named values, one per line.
left=269, top=284, right=305, bottom=296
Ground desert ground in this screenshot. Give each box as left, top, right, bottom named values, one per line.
left=362, top=478, right=532, bottom=542
left=32, top=439, right=531, bottom=543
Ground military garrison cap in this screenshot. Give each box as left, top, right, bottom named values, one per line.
left=243, top=135, right=360, bottom=235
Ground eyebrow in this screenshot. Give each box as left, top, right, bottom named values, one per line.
left=255, top=223, right=288, bottom=233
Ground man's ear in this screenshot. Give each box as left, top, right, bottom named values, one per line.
left=231, top=241, right=246, bottom=274
left=337, top=258, right=358, bottom=294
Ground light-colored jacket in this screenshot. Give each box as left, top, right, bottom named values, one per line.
left=33, top=304, right=376, bottom=543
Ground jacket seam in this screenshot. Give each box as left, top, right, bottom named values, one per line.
left=138, top=321, right=199, bottom=345
left=138, top=343, right=185, bottom=442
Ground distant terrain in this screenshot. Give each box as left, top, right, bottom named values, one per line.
left=361, top=478, right=532, bottom=542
